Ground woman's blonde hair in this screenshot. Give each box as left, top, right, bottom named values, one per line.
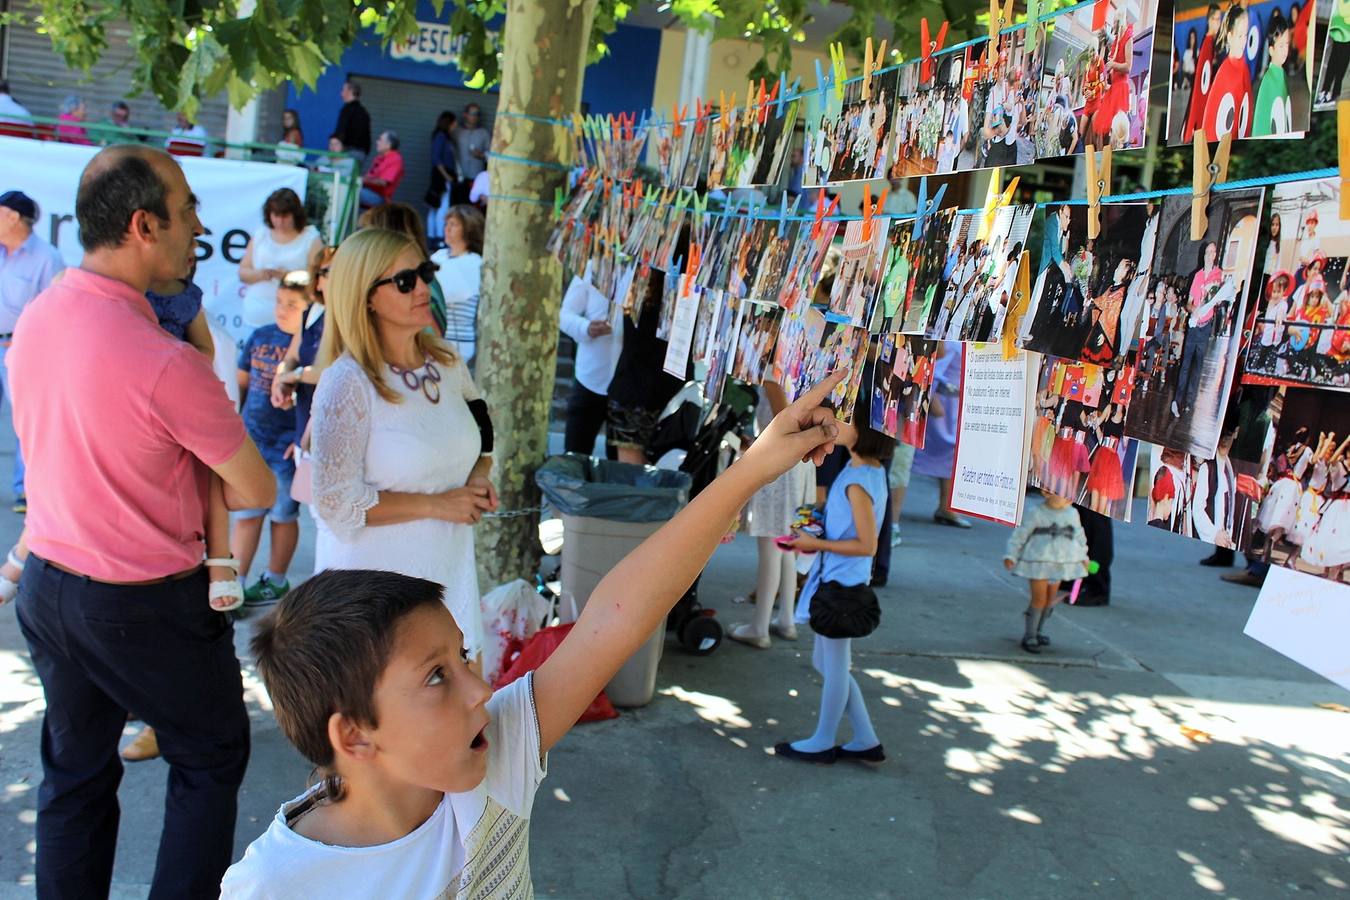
left=320, top=228, right=455, bottom=404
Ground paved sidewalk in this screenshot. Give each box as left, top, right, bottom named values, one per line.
left=0, top=424, right=1346, bottom=897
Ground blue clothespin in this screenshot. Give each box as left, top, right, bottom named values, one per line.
left=814, top=58, right=829, bottom=101
left=913, top=177, right=948, bottom=241
left=777, top=192, right=790, bottom=236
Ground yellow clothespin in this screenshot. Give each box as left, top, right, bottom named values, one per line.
left=978, top=168, right=1020, bottom=240
left=1085, top=143, right=1112, bottom=240
left=1191, top=129, right=1231, bottom=240
left=988, top=0, right=1015, bottom=65
left=861, top=39, right=889, bottom=99
left=829, top=42, right=848, bottom=101
left=1339, top=101, right=1350, bottom=219
left=1002, top=251, right=1031, bottom=360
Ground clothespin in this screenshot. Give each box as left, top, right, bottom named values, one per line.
left=1190, top=129, right=1231, bottom=240
left=861, top=184, right=889, bottom=241
left=814, top=58, right=830, bottom=102
left=979, top=169, right=1020, bottom=240
left=683, top=244, right=702, bottom=295
left=775, top=73, right=795, bottom=118
left=920, top=19, right=949, bottom=83
left=1002, top=251, right=1032, bottom=360
left=672, top=102, right=687, bottom=138
left=1339, top=102, right=1350, bottom=219
left=1092, top=0, right=1110, bottom=31
left=988, top=0, right=1014, bottom=64
left=829, top=42, right=848, bottom=101
left=1085, top=143, right=1113, bottom=240
left=912, top=177, right=948, bottom=241
left=553, top=186, right=565, bottom=221
left=861, top=39, right=888, bottom=99
left=777, top=191, right=791, bottom=237
left=812, top=192, right=841, bottom=240
left=693, top=98, right=709, bottom=134
left=692, top=192, right=709, bottom=227
left=1025, top=0, right=1043, bottom=50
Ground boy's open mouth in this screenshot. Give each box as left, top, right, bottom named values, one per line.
left=470, top=727, right=488, bottom=751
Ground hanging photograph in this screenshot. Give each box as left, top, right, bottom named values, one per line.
left=802, top=78, right=845, bottom=187
left=1018, top=202, right=1153, bottom=364
left=826, top=67, right=898, bottom=183
left=703, top=292, right=744, bottom=406
left=748, top=98, right=800, bottom=187
left=1038, top=0, right=1160, bottom=153
left=1170, top=0, right=1316, bottom=141
left=870, top=219, right=916, bottom=334
left=828, top=217, right=891, bottom=327
left=1027, top=355, right=1141, bottom=522
left=927, top=205, right=1035, bottom=342
left=772, top=306, right=827, bottom=396
left=1315, top=1, right=1350, bottom=109
left=899, top=208, right=959, bottom=333
left=970, top=27, right=1046, bottom=168
left=887, top=57, right=961, bottom=178
left=729, top=302, right=783, bottom=386
left=1243, top=387, right=1350, bottom=584
left=1243, top=176, right=1350, bottom=391
left=869, top=333, right=939, bottom=448
left=1124, top=189, right=1264, bottom=458
left=778, top=219, right=839, bottom=311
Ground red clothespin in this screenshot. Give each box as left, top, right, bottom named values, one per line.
left=861, top=184, right=889, bottom=241
left=1190, top=130, right=1230, bottom=239
left=920, top=19, right=949, bottom=83
left=694, top=98, right=709, bottom=134
left=1092, top=0, right=1110, bottom=30
left=759, top=79, right=779, bottom=125
left=812, top=192, right=840, bottom=240
left=1086, top=143, right=1113, bottom=240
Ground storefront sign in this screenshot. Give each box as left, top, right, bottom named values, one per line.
left=391, top=22, right=497, bottom=66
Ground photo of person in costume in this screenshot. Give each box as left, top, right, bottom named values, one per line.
left=1124, top=190, right=1264, bottom=459
left=927, top=205, right=1034, bottom=343
left=869, top=333, right=938, bottom=448
left=1243, top=178, right=1350, bottom=391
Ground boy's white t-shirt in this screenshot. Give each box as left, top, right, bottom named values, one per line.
left=221, top=674, right=547, bottom=900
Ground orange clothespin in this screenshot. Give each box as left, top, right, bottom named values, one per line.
left=1191, top=129, right=1231, bottom=240
left=921, top=19, right=949, bottom=83
left=672, top=102, right=687, bottom=139
left=829, top=42, right=848, bottom=101
left=1339, top=101, right=1350, bottom=219
left=682, top=243, right=702, bottom=295
left=979, top=168, right=1020, bottom=240
left=759, top=79, right=780, bottom=125
left=812, top=192, right=841, bottom=240
left=988, top=0, right=1015, bottom=65
left=861, top=184, right=889, bottom=241
left=1085, top=143, right=1112, bottom=240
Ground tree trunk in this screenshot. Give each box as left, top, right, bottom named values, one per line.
left=476, top=0, right=597, bottom=589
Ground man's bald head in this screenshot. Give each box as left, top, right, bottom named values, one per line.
left=76, top=144, right=179, bottom=252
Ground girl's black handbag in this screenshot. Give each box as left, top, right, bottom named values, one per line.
left=809, top=580, right=881, bottom=639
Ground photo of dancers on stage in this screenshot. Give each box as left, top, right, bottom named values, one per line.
left=1125, top=190, right=1264, bottom=458
left=1027, top=355, right=1140, bottom=522
left=927, top=205, right=1034, bottom=342
left=1243, top=178, right=1350, bottom=392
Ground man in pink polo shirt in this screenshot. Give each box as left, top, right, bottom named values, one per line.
left=7, top=145, right=275, bottom=899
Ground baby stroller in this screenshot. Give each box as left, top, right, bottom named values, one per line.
left=647, top=379, right=758, bottom=655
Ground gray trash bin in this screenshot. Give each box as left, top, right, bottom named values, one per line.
left=536, top=455, right=691, bottom=707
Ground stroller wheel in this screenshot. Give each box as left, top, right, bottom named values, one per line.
left=679, top=613, right=722, bottom=656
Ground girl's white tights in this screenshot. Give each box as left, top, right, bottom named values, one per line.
left=750, top=537, right=796, bottom=637
left=791, top=634, right=880, bottom=754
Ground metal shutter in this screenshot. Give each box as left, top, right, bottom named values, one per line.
left=1, top=0, right=232, bottom=144
left=355, top=76, right=497, bottom=209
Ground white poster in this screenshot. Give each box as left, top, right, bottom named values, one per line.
left=2, top=136, right=309, bottom=348
left=1244, top=566, right=1350, bottom=692
left=950, top=345, right=1037, bottom=527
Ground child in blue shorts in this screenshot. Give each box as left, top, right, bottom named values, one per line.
left=234, top=272, right=310, bottom=609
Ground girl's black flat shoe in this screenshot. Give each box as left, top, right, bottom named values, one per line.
left=835, top=744, right=886, bottom=764
left=773, top=742, right=837, bottom=764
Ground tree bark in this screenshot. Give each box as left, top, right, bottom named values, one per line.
left=476, top=0, right=597, bottom=589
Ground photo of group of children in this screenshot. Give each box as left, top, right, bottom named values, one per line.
left=870, top=333, right=939, bottom=448
left=887, top=54, right=968, bottom=176
left=829, top=217, right=891, bottom=326
left=1169, top=0, right=1315, bottom=142
left=928, top=205, right=1034, bottom=342
left=730, top=302, right=783, bottom=386
left=1028, top=356, right=1141, bottom=521
left=1243, top=177, right=1350, bottom=391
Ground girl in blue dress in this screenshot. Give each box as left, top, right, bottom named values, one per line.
left=777, top=416, right=893, bottom=765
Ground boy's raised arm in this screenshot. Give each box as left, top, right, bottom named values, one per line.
left=533, top=373, right=845, bottom=752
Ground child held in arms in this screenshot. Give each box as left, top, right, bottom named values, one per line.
left=220, top=373, right=847, bottom=898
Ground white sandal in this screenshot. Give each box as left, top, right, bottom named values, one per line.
left=206, top=556, right=245, bottom=612
left=0, top=550, right=23, bottom=604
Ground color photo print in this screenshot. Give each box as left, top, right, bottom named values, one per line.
left=886, top=50, right=967, bottom=177
left=1027, top=354, right=1141, bottom=521
left=1018, top=202, right=1153, bottom=365
left=870, top=333, right=939, bottom=448
left=1244, top=387, right=1350, bottom=584
left=1243, top=176, right=1350, bottom=391
left=729, top=301, right=782, bottom=386
left=1315, top=2, right=1350, bottom=108
left=927, top=205, right=1035, bottom=342
left=967, top=26, right=1046, bottom=168
left=823, top=67, right=898, bottom=184
left=1169, top=0, right=1316, bottom=141
left=829, top=217, right=891, bottom=326
left=1038, top=0, right=1160, bottom=154
left=771, top=306, right=870, bottom=420
left=1124, top=189, right=1265, bottom=458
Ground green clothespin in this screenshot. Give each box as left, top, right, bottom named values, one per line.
left=692, top=192, right=709, bottom=227
left=553, top=186, right=565, bottom=221
left=1026, top=0, right=1042, bottom=50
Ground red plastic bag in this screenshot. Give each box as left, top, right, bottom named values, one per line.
left=492, top=623, right=619, bottom=723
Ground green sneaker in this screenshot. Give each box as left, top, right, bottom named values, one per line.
left=243, top=576, right=290, bottom=609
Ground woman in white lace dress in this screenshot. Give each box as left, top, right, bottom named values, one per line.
left=310, top=228, right=498, bottom=661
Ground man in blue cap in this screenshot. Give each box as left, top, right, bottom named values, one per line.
left=0, top=191, right=64, bottom=512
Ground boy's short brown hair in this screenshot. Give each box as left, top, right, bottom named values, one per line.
left=250, top=570, right=446, bottom=767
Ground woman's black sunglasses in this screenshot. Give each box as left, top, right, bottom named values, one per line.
left=370, top=260, right=438, bottom=294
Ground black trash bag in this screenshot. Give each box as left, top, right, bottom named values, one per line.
left=535, top=454, right=691, bottom=522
